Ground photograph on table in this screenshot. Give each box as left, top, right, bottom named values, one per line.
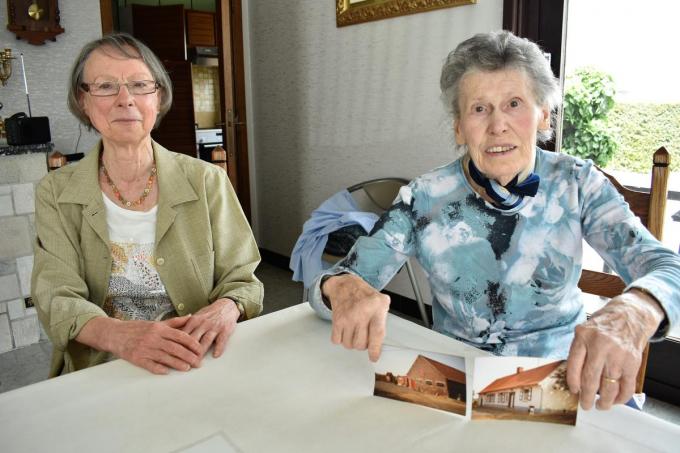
left=472, top=356, right=578, bottom=426
left=373, top=344, right=467, bottom=416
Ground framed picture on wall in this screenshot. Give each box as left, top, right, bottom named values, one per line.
left=336, top=0, right=476, bottom=27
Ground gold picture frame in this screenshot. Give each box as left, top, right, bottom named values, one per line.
left=336, top=0, right=476, bottom=27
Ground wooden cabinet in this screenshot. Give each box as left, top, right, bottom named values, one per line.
left=124, top=5, right=196, bottom=158
left=130, top=4, right=186, bottom=61
left=151, top=61, right=197, bottom=158
left=186, top=10, right=216, bottom=47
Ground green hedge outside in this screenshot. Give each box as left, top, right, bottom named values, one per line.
left=605, top=103, right=680, bottom=172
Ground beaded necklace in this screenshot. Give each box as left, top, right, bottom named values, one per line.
left=100, top=157, right=157, bottom=208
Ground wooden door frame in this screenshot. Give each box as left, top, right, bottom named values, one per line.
left=100, top=0, right=113, bottom=35
left=216, top=0, right=252, bottom=221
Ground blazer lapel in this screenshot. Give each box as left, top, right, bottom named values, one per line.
left=153, top=142, right=199, bottom=246
left=57, top=142, right=109, bottom=245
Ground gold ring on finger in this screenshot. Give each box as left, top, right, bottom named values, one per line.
left=603, top=376, right=619, bottom=384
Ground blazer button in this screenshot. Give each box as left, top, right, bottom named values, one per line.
left=156, top=257, right=165, bottom=266
left=177, top=303, right=185, bottom=312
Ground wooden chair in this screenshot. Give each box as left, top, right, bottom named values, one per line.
left=577, top=146, right=670, bottom=393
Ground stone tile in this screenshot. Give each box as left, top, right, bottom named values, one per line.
left=0, top=314, right=12, bottom=353
left=0, top=195, right=13, bottom=217
left=17, top=153, right=48, bottom=184
left=0, top=159, right=19, bottom=185
left=7, top=298, right=24, bottom=320
left=0, top=302, right=5, bottom=314
left=16, top=255, right=34, bottom=297
left=27, top=214, right=36, bottom=242
left=12, top=183, right=35, bottom=215
left=0, top=259, right=17, bottom=276
left=25, top=306, right=36, bottom=316
left=0, top=184, right=12, bottom=195
left=0, top=274, right=20, bottom=302
left=12, top=315, right=40, bottom=348
left=0, top=216, right=32, bottom=258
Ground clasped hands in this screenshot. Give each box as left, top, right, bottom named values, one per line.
left=78, top=298, right=241, bottom=375
left=322, top=274, right=665, bottom=411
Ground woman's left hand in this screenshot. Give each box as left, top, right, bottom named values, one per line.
left=566, top=289, right=665, bottom=410
left=181, top=298, right=241, bottom=359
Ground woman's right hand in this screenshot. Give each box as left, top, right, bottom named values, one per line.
left=77, top=315, right=203, bottom=375
left=322, top=274, right=390, bottom=362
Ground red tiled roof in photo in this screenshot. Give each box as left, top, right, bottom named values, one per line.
left=407, top=355, right=466, bottom=384
left=478, top=360, right=563, bottom=394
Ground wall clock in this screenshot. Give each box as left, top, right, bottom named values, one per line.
left=6, top=0, right=65, bottom=45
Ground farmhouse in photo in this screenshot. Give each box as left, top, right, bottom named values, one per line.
left=477, top=360, right=576, bottom=414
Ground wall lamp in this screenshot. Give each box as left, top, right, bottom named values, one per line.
left=0, top=49, right=15, bottom=86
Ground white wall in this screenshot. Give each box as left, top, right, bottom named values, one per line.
left=244, top=0, right=503, bottom=298
left=0, top=2, right=103, bottom=154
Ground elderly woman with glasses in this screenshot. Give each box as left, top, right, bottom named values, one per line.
left=32, top=33, right=263, bottom=377
left=310, top=31, right=680, bottom=411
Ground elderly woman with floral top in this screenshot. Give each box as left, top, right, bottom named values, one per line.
left=310, top=30, right=680, bottom=411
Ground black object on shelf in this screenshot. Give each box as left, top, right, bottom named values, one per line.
left=5, top=112, right=51, bottom=145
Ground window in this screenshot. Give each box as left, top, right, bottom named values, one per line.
left=504, top=0, right=680, bottom=408
left=425, top=379, right=432, bottom=385
left=523, top=388, right=532, bottom=402
left=561, top=0, right=680, bottom=406
left=499, top=393, right=506, bottom=403
left=436, top=382, right=445, bottom=387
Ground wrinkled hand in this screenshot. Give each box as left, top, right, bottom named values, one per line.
left=322, top=274, right=390, bottom=362
left=567, top=289, right=665, bottom=410
left=105, top=315, right=203, bottom=375
left=181, top=298, right=241, bottom=359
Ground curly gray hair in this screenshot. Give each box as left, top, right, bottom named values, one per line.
left=67, top=33, right=173, bottom=130
left=440, top=30, right=561, bottom=144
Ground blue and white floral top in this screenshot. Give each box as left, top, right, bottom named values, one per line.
left=309, top=149, right=680, bottom=359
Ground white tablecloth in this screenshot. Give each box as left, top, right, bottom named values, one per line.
left=1, top=304, right=678, bottom=452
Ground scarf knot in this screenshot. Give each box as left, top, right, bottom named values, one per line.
left=468, top=159, right=540, bottom=210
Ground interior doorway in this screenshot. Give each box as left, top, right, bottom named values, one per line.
left=99, top=0, right=252, bottom=221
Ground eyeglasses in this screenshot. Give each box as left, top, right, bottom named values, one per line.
left=80, top=80, right=159, bottom=97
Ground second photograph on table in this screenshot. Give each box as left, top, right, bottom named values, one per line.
left=472, top=357, right=579, bottom=426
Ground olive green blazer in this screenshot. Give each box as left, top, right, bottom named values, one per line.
left=31, top=141, right=263, bottom=377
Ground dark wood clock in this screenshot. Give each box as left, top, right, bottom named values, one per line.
left=6, top=0, right=65, bottom=46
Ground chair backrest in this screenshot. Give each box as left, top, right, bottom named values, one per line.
left=577, top=146, right=670, bottom=393
left=347, top=177, right=410, bottom=214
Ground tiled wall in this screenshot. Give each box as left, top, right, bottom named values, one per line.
left=0, top=153, right=48, bottom=353
left=191, top=65, right=222, bottom=128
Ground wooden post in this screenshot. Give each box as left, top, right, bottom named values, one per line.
left=648, top=146, right=670, bottom=241
left=211, top=145, right=228, bottom=172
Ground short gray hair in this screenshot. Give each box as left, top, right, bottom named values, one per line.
left=67, top=33, right=173, bottom=130
left=440, top=30, right=561, bottom=143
